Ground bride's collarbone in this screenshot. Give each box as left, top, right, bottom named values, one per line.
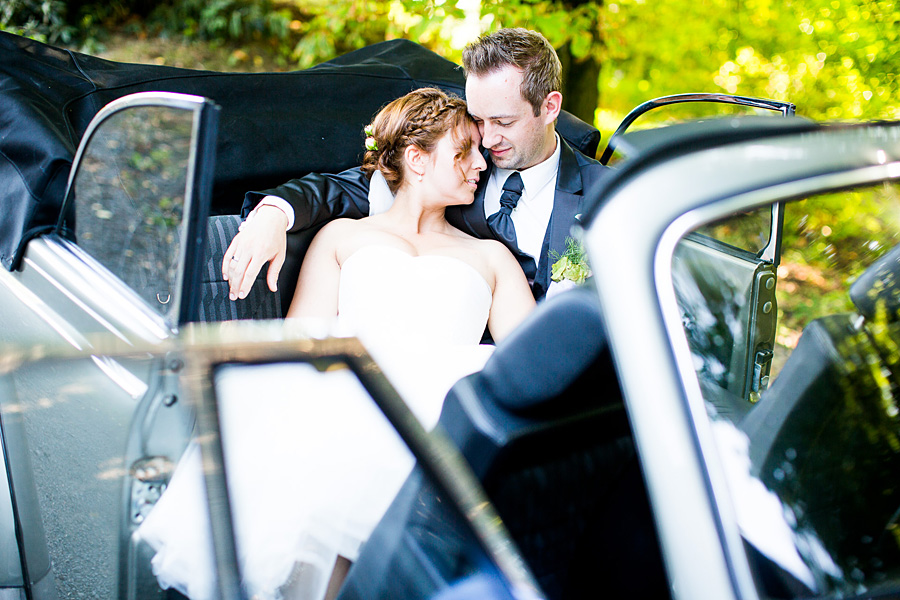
left=341, top=238, right=486, bottom=270
left=353, top=227, right=465, bottom=256
left=336, top=220, right=490, bottom=268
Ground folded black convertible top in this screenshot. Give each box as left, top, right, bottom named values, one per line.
left=0, top=31, right=600, bottom=270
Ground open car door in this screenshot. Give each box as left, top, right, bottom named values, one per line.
left=0, top=92, right=217, bottom=600
left=166, top=325, right=541, bottom=600
left=600, top=94, right=796, bottom=404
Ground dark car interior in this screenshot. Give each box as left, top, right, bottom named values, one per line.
left=738, top=240, right=900, bottom=597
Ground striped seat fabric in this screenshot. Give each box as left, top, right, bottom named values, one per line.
left=198, top=215, right=282, bottom=322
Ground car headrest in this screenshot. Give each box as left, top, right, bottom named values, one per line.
left=477, top=287, right=607, bottom=412
left=557, top=110, right=601, bottom=159
left=849, top=242, right=900, bottom=321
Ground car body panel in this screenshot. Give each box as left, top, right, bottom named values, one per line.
left=0, top=88, right=218, bottom=598
left=584, top=121, right=900, bottom=600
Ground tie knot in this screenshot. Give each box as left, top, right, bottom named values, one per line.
left=499, top=172, right=524, bottom=213
left=502, top=172, right=524, bottom=194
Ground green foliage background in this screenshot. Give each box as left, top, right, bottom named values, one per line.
left=5, top=0, right=899, bottom=127
left=599, top=0, right=900, bottom=123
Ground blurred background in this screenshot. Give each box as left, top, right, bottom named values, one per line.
left=3, top=0, right=899, bottom=137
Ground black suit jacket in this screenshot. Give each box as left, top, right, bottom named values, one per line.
left=446, top=138, right=611, bottom=298
left=243, top=135, right=611, bottom=300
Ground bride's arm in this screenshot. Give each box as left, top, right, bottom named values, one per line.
left=284, top=221, right=345, bottom=319
left=486, top=244, right=536, bottom=342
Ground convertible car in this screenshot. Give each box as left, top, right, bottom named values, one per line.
left=2, top=30, right=900, bottom=600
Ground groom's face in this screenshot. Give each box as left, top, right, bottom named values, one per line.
left=465, top=65, right=557, bottom=171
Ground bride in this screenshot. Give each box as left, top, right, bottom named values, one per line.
left=136, top=88, right=535, bottom=600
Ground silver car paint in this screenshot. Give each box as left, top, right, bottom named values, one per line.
left=585, top=122, right=900, bottom=600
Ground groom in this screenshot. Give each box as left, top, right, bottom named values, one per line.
left=225, top=28, right=612, bottom=301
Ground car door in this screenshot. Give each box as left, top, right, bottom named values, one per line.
left=600, top=95, right=796, bottom=403
left=673, top=207, right=781, bottom=403
left=664, top=151, right=900, bottom=600
left=0, top=92, right=217, bottom=600
left=149, top=326, right=540, bottom=600
left=584, top=118, right=900, bottom=600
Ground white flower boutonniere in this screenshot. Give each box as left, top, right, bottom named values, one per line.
left=547, top=237, right=591, bottom=298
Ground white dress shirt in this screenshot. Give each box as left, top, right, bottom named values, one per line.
left=250, top=195, right=295, bottom=230
left=482, top=133, right=561, bottom=260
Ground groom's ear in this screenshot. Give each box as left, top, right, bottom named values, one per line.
left=542, top=91, right=563, bottom=124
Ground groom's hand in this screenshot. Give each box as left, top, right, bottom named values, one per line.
left=222, top=205, right=288, bottom=300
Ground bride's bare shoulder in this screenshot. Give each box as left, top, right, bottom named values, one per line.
left=471, top=236, right=515, bottom=258
left=319, top=218, right=365, bottom=234
left=312, top=218, right=371, bottom=244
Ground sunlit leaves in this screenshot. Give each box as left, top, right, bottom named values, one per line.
left=6, top=0, right=899, bottom=125
left=478, top=0, right=606, bottom=62
left=600, top=0, right=900, bottom=124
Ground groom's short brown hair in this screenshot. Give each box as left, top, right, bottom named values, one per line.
left=461, top=28, right=562, bottom=117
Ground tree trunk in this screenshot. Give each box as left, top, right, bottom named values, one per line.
left=558, top=43, right=602, bottom=129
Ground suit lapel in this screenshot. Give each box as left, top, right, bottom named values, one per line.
left=449, top=141, right=586, bottom=299
left=534, top=139, right=584, bottom=298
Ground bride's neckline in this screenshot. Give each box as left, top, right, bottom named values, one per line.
left=341, top=245, right=492, bottom=295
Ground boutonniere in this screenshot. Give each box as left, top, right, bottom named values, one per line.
left=550, top=237, right=591, bottom=285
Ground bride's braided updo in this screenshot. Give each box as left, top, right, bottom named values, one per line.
left=361, top=87, right=473, bottom=194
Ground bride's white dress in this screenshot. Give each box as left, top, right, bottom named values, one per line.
left=137, top=245, right=495, bottom=600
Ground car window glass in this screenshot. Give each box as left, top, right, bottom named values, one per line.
left=674, top=206, right=779, bottom=404
left=692, top=205, right=772, bottom=256
left=670, top=181, right=900, bottom=598
left=194, top=359, right=511, bottom=599
left=67, top=106, right=193, bottom=321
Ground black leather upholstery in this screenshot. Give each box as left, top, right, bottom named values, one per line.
left=477, top=287, right=608, bottom=412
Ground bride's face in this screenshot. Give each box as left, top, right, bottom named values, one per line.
left=426, top=121, right=487, bottom=206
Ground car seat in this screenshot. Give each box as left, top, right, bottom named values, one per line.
left=739, top=243, right=900, bottom=597
left=196, top=215, right=282, bottom=321
left=337, top=287, right=669, bottom=600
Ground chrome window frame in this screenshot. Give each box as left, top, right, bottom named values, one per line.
left=21, top=236, right=172, bottom=346
left=55, top=91, right=218, bottom=330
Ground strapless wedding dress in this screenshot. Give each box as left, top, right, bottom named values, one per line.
left=137, top=245, right=495, bottom=600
